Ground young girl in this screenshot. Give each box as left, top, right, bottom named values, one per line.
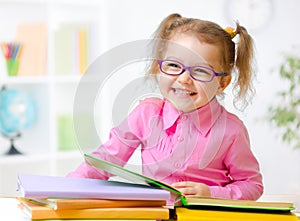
left=68, top=13, right=263, bottom=200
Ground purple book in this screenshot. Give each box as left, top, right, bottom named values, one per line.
left=17, top=174, right=171, bottom=201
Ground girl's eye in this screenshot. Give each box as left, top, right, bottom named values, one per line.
left=167, top=62, right=181, bottom=69
left=193, top=67, right=212, bottom=76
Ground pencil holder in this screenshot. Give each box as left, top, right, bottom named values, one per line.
left=6, top=58, right=19, bottom=76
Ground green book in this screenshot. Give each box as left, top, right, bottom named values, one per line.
left=84, top=153, right=295, bottom=212
left=57, top=114, right=77, bottom=151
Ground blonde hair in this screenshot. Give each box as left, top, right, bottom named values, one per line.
left=147, top=13, right=256, bottom=111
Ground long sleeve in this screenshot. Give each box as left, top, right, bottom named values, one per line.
left=208, top=124, right=263, bottom=200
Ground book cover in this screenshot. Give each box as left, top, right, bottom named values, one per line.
left=18, top=198, right=170, bottom=220
left=175, top=207, right=299, bottom=221
left=15, top=23, right=47, bottom=76
left=56, top=114, right=77, bottom=151
left=22, top=197, right=166, bottom=210
left=84, top=153, right=295, bottom=212
left=78, top=29, right=88, bottom=74
left=54, top=23, right=74, bottom=75
left=17, top=174, right=170, bottom=201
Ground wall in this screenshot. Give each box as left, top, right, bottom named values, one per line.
left=99, top=0, right=300, bottom=195
left=0, top=0, right=297, bottom=197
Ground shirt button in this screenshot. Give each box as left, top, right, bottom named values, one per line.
left=175, top=162, right=182, bottom=168
left=181, top=115, right=188, bottom=120
left=177, top=136, right=184, bottom=142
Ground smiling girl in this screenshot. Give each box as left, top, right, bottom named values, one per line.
left=68, top=13, right=263, bottom=201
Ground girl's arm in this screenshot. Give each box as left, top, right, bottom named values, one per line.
left=209, top=124, right=263, bottom=200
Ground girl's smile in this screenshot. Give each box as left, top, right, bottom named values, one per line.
left=173, top=88, right=197, bottom=97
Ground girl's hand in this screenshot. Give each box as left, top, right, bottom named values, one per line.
left=172, top=181, right=211, bottom=197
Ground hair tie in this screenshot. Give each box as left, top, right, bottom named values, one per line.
left=224, top=27, right=237, bottom=39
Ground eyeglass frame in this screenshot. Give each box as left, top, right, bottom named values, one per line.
left=157, top=59, right=229, bottom=82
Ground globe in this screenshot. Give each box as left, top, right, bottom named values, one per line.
left=0, top=87, right=36, bottom=155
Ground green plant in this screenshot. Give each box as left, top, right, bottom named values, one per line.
left=267, top=55, right=300, bottom=149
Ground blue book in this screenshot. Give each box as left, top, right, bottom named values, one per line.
left=17, top=174, right=171, bottom=201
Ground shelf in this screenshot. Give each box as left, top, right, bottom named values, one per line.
left=0, top=150, right=82, bottom=164
left=0, top=76, right=50, bottom=84
left=0, top=0, right=104, bottom=195
left=0, top=75, right=84, bottom=85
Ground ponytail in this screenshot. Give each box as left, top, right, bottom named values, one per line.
left=233, top=22, right=256, bottom=111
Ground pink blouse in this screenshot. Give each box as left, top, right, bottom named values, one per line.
left=67, top=97, right=263, bottom=200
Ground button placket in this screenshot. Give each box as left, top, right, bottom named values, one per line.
left=170, top=114, right=191, bottom=173
left=169, top=114, right=201, bottom=180
left=176, top=115, right=188, bottom=142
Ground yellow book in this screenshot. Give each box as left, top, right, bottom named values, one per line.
left=78, top=29, right=88, bottom=74
left=18, top=198, right=169, bottom=220
left=175, top=207, right=299, bottom=221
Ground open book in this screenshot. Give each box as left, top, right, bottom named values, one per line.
left=84, top=153, right=295, bottom=212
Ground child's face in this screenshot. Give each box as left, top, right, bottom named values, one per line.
left=158, top=33, right=223, bottom=113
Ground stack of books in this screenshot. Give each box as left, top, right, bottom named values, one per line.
left=17, top=154, right=298, bottom=220
left=16, top=174, right=170, bottom=220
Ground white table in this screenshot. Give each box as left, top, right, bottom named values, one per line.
left=0, top=198, right=27, bottom=220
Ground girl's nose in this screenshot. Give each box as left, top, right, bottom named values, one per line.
left=176, top=69, right=193, bottom=84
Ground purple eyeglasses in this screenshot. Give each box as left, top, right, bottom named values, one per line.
left=158, top=59, right=229, bottom=82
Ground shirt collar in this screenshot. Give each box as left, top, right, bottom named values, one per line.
left=162, top=98, right=223, bottom=136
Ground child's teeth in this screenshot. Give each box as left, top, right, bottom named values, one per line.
left=175, top=89, right=192, bottom=95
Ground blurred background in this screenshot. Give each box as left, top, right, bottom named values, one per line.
left=0, top=0, right=299, bottom=203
